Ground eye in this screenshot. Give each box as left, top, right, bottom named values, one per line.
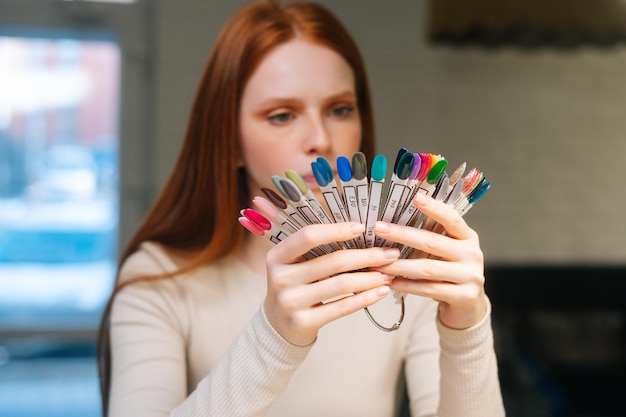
left=329, top=105, right=355, bottom=118
left=267, top=111, right=295, bottom=125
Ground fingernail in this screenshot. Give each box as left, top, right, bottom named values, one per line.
left=351, top=223, right=365, bottom=234
left=376, top=286, right=390, bottom=296
left=414, top=193, right=427, bottom=205
left=383, top=248, right=400, bottom=259
left=374, top=221, right=390, bottom=233
left=382, top=274, right=395, bottom=282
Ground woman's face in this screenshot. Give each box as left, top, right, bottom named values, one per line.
left=239, top=38, right=362, bottom=200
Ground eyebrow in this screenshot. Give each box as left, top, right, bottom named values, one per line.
left=325, top=90, right=358, bottom=104
left=256, top=90, right=357, bottom=109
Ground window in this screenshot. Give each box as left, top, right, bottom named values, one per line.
left=0, top=33, right=120, bottom=330
left=0, top=30, right=119, bottom=417
left=0, top=1, right=150, bottom=415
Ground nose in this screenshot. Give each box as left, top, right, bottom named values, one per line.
left=304, top=115, right=331, bottom=155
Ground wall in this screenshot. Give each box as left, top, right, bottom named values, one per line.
left=153, top=0, right=626, bottom=265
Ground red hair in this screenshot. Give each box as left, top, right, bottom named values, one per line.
left=97, top=1, right=375, bottom=414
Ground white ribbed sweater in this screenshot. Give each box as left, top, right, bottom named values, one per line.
left=108, top=242, right=505, bottom=417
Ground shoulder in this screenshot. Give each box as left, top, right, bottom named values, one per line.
left=111, top=242, right=195, bottom=333
left=117, top=241, right=181, bottom=284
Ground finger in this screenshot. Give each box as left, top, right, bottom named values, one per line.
left=390, top=277, right=453, bottom=302
left=300, top=285, right=392, bottom=330
left=411, top=193, right=477, bottom=241
left=305, top=247, right=400, bottom=283
left=269, top=222, right=366, bottom=263
left=374, top=221, right=460, bottom=261
left=390, top=277, right=483, bottom=306
left=272, top=246, right=400, bottom=287
left=287, top=270, right=394, bottom=307
left=374, top=257, right=474, bottom=284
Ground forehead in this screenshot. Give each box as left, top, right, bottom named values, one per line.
left=242, top=39, right=356, bottom=102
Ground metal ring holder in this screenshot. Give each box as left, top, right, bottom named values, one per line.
left=364, top=294, right=405, bottom=332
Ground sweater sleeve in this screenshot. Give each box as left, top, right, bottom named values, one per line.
left=435, top=297, right=506, bottom=417
left=108, top=252, right=312, bottom=417
left=172, top=307, right=312, bottom=416
left=403, top=297, right=505, bottom=417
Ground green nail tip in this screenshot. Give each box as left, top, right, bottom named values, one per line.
left=426, top=160, right=448, bottom=184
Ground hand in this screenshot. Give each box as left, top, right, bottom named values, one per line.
left=372, top=193, right=487, bottom=329
left=263, top=222, right=399, bottom=346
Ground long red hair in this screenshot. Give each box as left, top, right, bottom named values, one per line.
left=97, top=1, right=375, bottom=414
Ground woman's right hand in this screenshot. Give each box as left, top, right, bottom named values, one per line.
left=263, top=222, right=399, bottom=346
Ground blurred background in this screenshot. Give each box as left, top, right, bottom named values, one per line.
left=0, top=0, right=624, bottom=416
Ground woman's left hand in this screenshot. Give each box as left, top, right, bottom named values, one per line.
left=372, top=192, right=487, bottom=329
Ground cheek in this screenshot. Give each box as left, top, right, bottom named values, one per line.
left=241, top=156, right=274, bottom=197
left=239, top=120, right=297, bottom=174
left=335, top=121, right=362, bottom=155
left=239, top=121, right=270, bottom=171
left=240, top=143, right=290, bottom=189
left=241, top=142, right=269, bottom=177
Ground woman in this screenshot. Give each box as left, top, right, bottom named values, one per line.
left=98, top=1, right=505, bottom=416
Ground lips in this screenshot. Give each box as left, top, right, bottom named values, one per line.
left=300, top=173, right=317, bottom=186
